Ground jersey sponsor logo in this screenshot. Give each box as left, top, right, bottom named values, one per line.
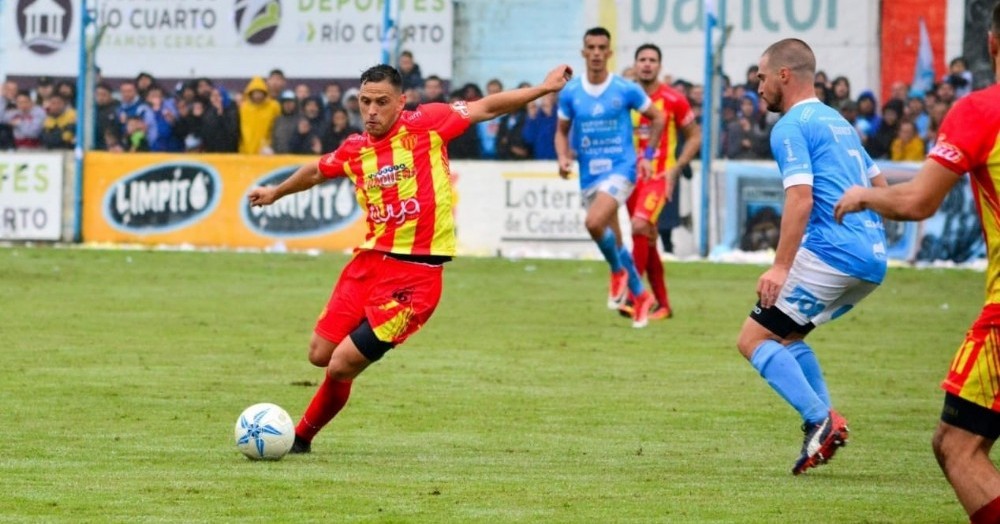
left=787, top=285, right=826, bottom=317
left=450, top=101, right=470, bottom=118
left=930, top=140, right=965, bottom=166
left=827, top=124, right=855, bottom=143
left=242, top=166, right=360, bottom=238
left=364, top=163, right=414, bottom=189
left=782, top=138, right=798, bottom=163
left=588, top=158, right=612, bottom=174
left=103, top=162, right=221, bottom=234
left=369, top=197, right=421, bottom=225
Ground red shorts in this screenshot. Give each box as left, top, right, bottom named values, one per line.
left=315, top=250, right=444, bottom=346
left=942, top=303, right=1000, bottom=411
left=626, top=173, right=667, bottom=225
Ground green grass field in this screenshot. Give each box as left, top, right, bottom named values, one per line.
left=0, top=246, right=984, bottom=522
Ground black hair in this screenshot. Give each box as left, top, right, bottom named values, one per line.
left=360, top=64, right=403, bottom=90
left=584, top=26, right=611, bottom=42
left=634, top=43, right=661, bottom=61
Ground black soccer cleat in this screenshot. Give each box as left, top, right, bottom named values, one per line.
left=289, top=434, right=312, bottom=454
left=792, top=410, right=849, bottom=475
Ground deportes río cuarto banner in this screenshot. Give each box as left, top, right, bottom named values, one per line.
left=0, top=152, right=64, bottom=241
left=1, top=0, right=453, bottom=80
left=83, top=152, right=366, bottom=250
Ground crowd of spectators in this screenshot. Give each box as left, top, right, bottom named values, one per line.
left=0, top=51, right=979, bottom=165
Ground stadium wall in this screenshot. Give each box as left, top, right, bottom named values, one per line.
left=6, top=152, right=982, bottom=267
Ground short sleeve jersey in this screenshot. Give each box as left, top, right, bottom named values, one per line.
left=558, top=74, right=651, bottom=189
left=317, top=102, right=471, bottom=257
left=929, top=84, right=1000, bottom=304
left=632, top=83, right=694, bottom=174
left=770, top=98, right=887, bottom=284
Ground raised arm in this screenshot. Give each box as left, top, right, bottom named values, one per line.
left=466, top=65, right=572, bottom=124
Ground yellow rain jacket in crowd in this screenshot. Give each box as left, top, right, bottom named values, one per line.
left=238, top=76, right=281, bottom=154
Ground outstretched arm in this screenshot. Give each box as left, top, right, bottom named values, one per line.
left=466, top=65, right=573, bottom=124
left=248, top=161, right=325, bottom=206
left=834, top=159, right=961, bottom=222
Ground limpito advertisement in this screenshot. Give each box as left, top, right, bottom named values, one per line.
left=83, top=152, right=367, bottom=250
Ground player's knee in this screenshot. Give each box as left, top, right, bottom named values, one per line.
left=631, top=219, right=651, bottom=237
left=584, top=217, right=604, bottom=238
left=735, top=331, right=759, bottom=359
left=325, top=363, right=356, bottom=382
left=307, top=337, right=333, bottom=367
left=932, top=423, right=976, bottom=472
left=931, top=426, right=949, bottom=468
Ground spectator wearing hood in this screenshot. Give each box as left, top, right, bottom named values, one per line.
left=271, top=89, right=300, bottom=154
left=238, top=76, right=280, bottom=154
left=855, top=90, right=881, bottom=143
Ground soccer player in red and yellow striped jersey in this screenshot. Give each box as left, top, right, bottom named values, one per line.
left=835, top=4, right=1000, bottom=519
left=248, top=63, right=572, bottom=453
left=627, top=43, right=701, bottom=319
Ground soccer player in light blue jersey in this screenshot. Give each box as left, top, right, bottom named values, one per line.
left=735, top=38, right=889, bottom=475
left=555, top=27, right=665, bottom=328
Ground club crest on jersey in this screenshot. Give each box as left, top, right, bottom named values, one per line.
left=450, top=100, right=470, bottom=118
left=365, top=163, right=414, bottom=189
left=398, top=133, right=418, bottom=151
left=611, top=97, right=622, bottom=110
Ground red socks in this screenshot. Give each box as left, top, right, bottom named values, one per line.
left=631, top=234, right=649, bottom=277
left=972, top=496, right=1000, bottom=524
left=295, top=375, right=353, bottom=442
left=646, top=244, right=669, bottom=309
left=632, top=234, right=669, bottom=309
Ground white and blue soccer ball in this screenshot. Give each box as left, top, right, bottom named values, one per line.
left=234, top=403, right=295, bottom=460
